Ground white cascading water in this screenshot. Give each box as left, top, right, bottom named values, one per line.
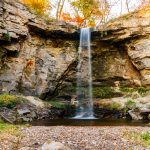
left=74, top=28, right=95, bottom=119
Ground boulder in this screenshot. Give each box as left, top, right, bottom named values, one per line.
left=41, top=141, right=70, bottom=150
left=128, top=110, right=143, bottom=120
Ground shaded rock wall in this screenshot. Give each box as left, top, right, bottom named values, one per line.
left=0, top=0, right=150, bottom=99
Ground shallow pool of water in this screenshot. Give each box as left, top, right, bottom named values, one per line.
left=31, top=119, right=149, bottom=127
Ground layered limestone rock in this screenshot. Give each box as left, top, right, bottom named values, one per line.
left=94, top=10, right=150, bottom=86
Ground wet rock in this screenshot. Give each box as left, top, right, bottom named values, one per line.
left=41, top=141, right=70, bottom=150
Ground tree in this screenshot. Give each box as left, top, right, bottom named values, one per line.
left=20, top=0, right=51, bottom=15
left=62, top=0, right=109, bottom=27
left=56, top=0, right=66, bottom=20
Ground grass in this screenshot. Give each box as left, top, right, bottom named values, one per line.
left=124, top=131, right=150, bottom=147
left=0, top=93, right=19, bottom=108
left=0, top=120, right=20, bottom=137
left=0, top=120, right=17, bottom=131
left=0, top=120, right=23, bottom=148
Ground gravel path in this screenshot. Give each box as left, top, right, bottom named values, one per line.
left=0, top=126, right=150, bottom=150
left=16, top=126, right=150, bottom=150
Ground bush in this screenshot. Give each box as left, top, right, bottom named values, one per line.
left=0, top=94, right=18, bottom=108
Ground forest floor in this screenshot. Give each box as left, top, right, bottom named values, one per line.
left=0, top=123, right=150, bottom=150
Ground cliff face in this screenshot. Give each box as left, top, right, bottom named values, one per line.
left=0, top=0, right=150, bottom=99
left=0, top=0, right=77, bottom=98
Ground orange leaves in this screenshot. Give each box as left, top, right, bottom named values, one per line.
left=61, top=13, right=85, bottom=27
left=71, top=16, right=85, bottom=26
left=61, top=13, right=72, bottom=22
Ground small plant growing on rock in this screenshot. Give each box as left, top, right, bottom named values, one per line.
left=0, top=93, right=18, bottom=108
left=108, top=102, right=122, bottom=111
left=125, top=99, right=136, bottom=110
left=3, top=33, right=11, bottom=41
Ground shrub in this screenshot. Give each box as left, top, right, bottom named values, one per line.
left=0, top=94, right=18, bottom=108
left=20, top=0, right=51, bottom=15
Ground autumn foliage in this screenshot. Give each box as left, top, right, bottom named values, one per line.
left=60, top=0, right=108, bottom=27
left=19, top=0, right=150, bottom=27
left=61, top=13, right=85, bottom=27
left=20, top=0, right=51, bottom=15
left=137, top=0, right=150, bottom=17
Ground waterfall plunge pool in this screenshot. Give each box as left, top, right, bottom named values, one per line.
left=30, top=119, right=149, bottom=127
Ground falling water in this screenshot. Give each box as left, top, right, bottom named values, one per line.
left=74, top=28, right=95, bottom=119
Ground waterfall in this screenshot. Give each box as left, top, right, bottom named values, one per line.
left=74, top=28, right=95, bottom=119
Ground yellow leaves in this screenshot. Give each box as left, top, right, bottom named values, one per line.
left=87, top=20, right=96, bottom=28
left=137, top=0, right=150, bottom=17
left=138, top=6, right=150, bottom=18
left=20, top=0, right=51, bottom=15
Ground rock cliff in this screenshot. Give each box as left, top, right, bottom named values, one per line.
left=0, top=0, right=150, bottom=99
left=0, top=0, right=78, bottom=98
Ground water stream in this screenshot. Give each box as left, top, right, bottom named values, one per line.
left=74, top=28, right=95, bottom=119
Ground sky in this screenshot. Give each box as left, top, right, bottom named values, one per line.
left=51, top=0, right=141, bottom=21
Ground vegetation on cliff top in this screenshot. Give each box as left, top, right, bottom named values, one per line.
left=19, top=0, right=150, bottom=27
